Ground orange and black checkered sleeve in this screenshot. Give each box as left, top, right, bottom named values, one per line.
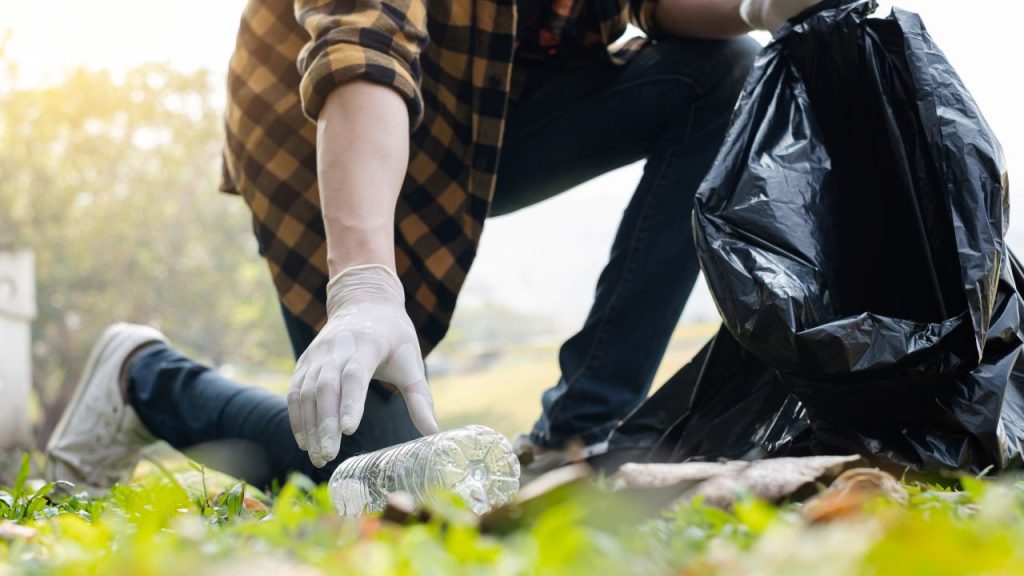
left=295, top=0, right=429, bottom=128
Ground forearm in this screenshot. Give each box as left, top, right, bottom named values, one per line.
left=316, top=81, right=410, bottom=278
left=653, top=0, right=751, bottom=38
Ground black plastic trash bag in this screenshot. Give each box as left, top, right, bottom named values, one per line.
left=604, top=0, right=1021, bottom=473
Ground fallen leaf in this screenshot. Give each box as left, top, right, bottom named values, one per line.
left=613, top=461, right=747, bottom=489
left=243, top=496, right=269, bottom=513
left=694, top=456, right=862, bottom=508
left=803, top=468, right=908, bottom=523
left=613, top=455, right=862, bottom=509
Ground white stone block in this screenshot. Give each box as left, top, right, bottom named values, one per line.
left=0, top=251, right=36, bottom=449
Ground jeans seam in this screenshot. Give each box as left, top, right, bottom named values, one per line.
left=540, top=105, right=697, bottom=437
left=560, top=162, right=660, bottom=385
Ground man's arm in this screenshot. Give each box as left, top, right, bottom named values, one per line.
left=654, top=0, right=751, bottom=39
left=317, top=81, right=409, bottom=276
left=288, top=80, right=439, bottom=467
left=288, top=0, right=437, bottom=467
left=652, top=0, right=822, bottom=38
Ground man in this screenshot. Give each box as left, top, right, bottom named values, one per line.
left=46, top=0, right=819, bottom=491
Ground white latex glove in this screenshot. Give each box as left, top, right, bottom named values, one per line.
left=739, top=0, right=823, bottom=32
left=288, top=264, right=440, bottom=467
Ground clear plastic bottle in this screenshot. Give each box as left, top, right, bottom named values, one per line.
left=328, top=425, right=521, bottom=516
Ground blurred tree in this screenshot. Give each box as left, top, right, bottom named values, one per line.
left=0, top=51, right=293, bottom=446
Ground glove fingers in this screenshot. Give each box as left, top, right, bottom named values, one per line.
left=401, top=378, right=440, bottom=436
left=383, top=342, right=440, bottom=436
left=287, top=364, right=311, bottom=452
left=339, top=349, right=379, bottom=436
left=315, top=365, right=344, bottom=463
left=301, top=364, right=324, bottom=467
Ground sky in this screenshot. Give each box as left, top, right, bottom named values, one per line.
left=1, top=0, right=1022, bottom=331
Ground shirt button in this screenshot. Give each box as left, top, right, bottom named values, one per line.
left=486, top=74, right=502, bottom=90
left=474, top=157, right=492, bottom=171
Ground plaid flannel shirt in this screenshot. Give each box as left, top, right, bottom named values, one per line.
left=221, top=0, right=663, bottom=355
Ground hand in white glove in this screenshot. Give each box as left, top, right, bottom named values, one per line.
left=740, top=0, right=823, bottom=33
left=288, top=264, right=440, bottom=467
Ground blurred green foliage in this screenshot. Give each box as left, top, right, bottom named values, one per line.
left=0, top=46, right=292, bottom=444
left=4, top=459, right=1024, bottom=575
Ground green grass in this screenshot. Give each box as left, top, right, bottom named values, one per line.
left=4, top=453, right=1024, bottom=575
left=6, top=326, right=1024, bottom=574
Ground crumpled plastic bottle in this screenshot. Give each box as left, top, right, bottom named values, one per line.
left=328, top=425, right=521, bottom=516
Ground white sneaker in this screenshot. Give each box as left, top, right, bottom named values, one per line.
left=45, top=323, right=168, bottom=493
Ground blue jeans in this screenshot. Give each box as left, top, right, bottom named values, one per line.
left=126, top=36, right=758, bottom=487
left=495, top=36, right=758, bottom=449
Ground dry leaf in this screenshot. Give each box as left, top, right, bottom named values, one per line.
left=612, top=455, right=862, bottom=509
left=803, top=468, right=908, bottom=523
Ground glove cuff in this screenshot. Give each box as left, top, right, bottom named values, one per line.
left=739, top=0, right=764, bottom=30
left=325, top=264, right=406, bottom=315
